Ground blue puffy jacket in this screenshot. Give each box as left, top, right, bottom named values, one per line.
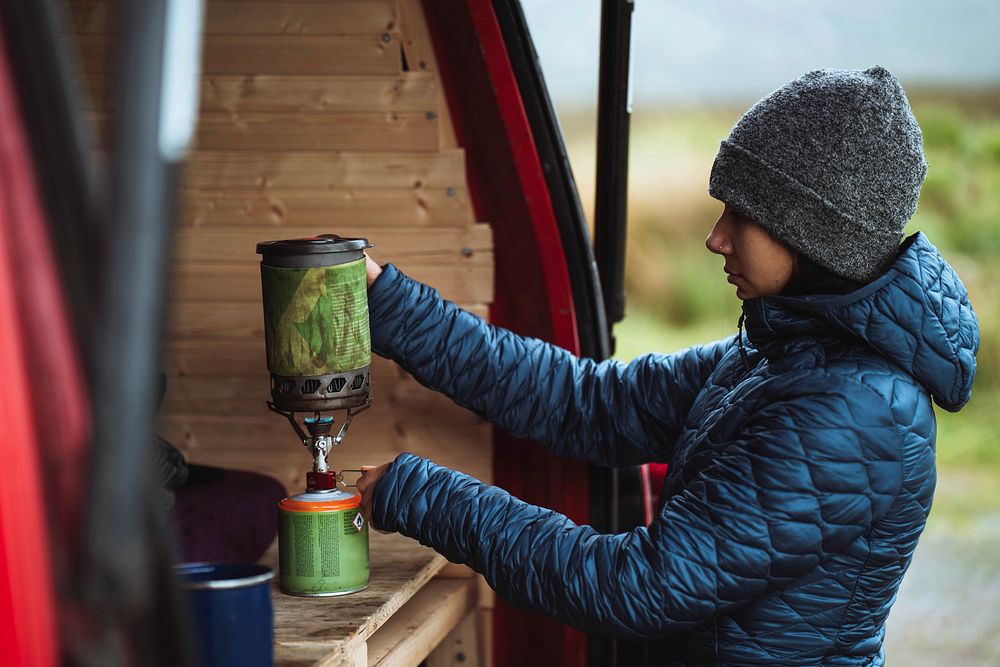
left=367, top=232, right=979, bottom=665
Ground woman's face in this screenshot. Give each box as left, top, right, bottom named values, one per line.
left=705, top=204, right=795, bottom=300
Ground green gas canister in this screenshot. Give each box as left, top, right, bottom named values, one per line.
left=277, top=485, right=370, bottom=597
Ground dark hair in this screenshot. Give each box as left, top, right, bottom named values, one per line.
left=780, top=253, right=863, bottom=297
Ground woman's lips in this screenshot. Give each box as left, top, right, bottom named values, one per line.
left=726, top=272, right=742, bottom=284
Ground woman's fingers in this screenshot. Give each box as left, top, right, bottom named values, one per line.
left=357, top=462, right=389, bottom=523
left=364, top=254, right=383, bottom=288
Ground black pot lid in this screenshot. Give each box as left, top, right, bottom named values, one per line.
left=256, top=234, right=372, bottom=257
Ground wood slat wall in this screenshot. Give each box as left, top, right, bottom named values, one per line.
left=66, top=0, right=493, bottom=493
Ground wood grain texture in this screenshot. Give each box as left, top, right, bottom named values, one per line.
left=81, top=74, right=438, bottom=114
left=184, top=150, right=467, bottom=190
left=170, top=257, right=492, bottom=304
left=397, top=0, right=436, bottom=74
left=68, top=2, right=398, bottom=36
left=368, top=580, right=478, bottom=667
left=173, top=224, right=492, bottom=263
left=193, top=112, right=438, bottom=152
left=397, top=0, right=457, bottom=150
left=160, top=364, right=478, bottom=418
left=267, top=532, right=447, bottom=667
left=425, top=609, right=482, bottom=667
left=181, top=188, right=473, bottom=228
left=167, top=337, right=501, bottom=380
left=167, top=302, right=488, bottom=339
left=158, top=394, right=492, bottom=490
left=75, top=35, right=401, bottom=75
left=199, top=74, right=438, bottom=113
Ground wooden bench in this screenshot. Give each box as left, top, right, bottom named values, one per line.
left=268, top=532, right=484, bottom=667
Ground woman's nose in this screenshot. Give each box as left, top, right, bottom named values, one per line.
left=705, top=219, right=731, bottom=255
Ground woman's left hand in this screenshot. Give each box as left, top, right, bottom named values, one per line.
left=357, top=462, right=391, bottom=524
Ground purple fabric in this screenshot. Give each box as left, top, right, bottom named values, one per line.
left=172, top=466, right=287, bottom=563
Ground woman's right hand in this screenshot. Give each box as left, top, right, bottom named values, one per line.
left=365, top=253, right=383, bottom=288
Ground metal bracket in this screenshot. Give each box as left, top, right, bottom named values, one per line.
left=330, top=400, right=372, bottom=448
left=266, top=401, right=308, bottom=442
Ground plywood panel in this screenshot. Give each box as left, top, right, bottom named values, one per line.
left=68, top=2, right=398, bottom=36
left=194, top=112, right=438, bottom=151
left=171, top=258, right=493, bottom=304
left=184, top=150, right=467, bottom=190
left=182, top=189, right=472, bottom=228
left=173, top=225, right=492, bottom=263
left=76, top=35, right=401, bottom=75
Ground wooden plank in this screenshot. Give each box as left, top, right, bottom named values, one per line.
left=162, top=434, right=490, bottom=496
left=157, top=408, right=493, bottom=489
left=200, top=74, right=437, bottom=113
left=182, top=189, right=473, bottom=228
left=165, top=340, right=397, bottom=379
left=169, top=301, right=264, bottom=339
left=367, top=580, right=478, bottom=667
left=397, top=0, right=456, bottom=149
left=82, top=74, right=438, bottom=114
left=173, top=225, right=492, bottom=263
left=160, top=361, right=484, bottom=418
left=170, top=258, right=492, bottom=304
left=425, top=609, right=481, bottom=667
left=435, top=567, right=494, bottom=611
left=479, top=609, right=493, bottom=667
left=201, top=2, right=398, bottom=36
left=397, top=0, right=436, bottom=73
left=184, top=149, right=467, bottom=190
left=270, top=532, right=448, bottom=667
left=168, top=302, right=489, bottom=339
left=75, top=35, right=401, bottom=75
left=193, top=112, right=438, bottom=152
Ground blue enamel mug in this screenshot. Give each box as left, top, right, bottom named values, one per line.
left=175, top=563, right=275, bottom=667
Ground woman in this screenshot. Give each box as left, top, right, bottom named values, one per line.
left=356, top=67, right=979, bottom=665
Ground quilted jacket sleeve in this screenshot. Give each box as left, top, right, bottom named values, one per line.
left=370, top=375, right=904, bottom=639
left=367, top=263, right=732, bottom=466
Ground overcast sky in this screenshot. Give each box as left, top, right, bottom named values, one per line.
left=521, top=0, right=1000, bottom=108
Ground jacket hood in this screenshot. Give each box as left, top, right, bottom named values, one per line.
left=743, top=233, right=980, bottom=411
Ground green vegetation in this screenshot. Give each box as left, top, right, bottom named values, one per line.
left=562, top=91, right=999, bottom=470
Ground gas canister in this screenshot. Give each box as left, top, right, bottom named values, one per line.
left=277, top=487, right=370, bottom=597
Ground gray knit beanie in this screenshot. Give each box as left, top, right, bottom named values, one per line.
left=708, top=66, right=927, bottom=282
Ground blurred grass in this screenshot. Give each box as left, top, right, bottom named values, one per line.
left=561, top=90, right=999, bottom=471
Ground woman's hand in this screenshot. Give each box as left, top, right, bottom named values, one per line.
left=365, top=253, right=383, bottom=288
left=357, top=462, right=390, bottom=524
